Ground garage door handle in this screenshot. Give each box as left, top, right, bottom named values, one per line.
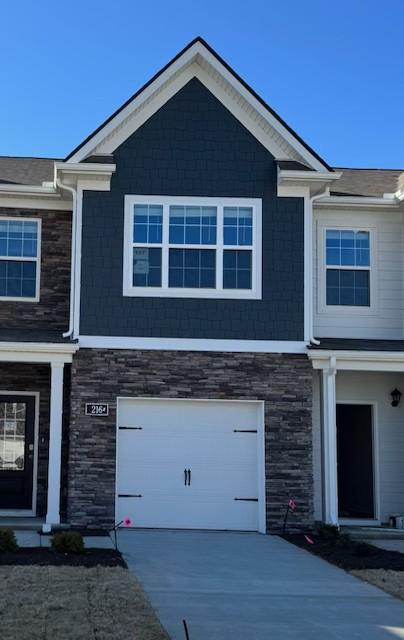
left=184, top=469, right=191, bottom=486
left=188, top=469, right=191, bottom=486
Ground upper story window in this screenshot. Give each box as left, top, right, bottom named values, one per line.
left=123, top=196, right=262, bottom=299
left=325, top=229, right=370, bottom=306
left=0, top=218, right=41, bottom=301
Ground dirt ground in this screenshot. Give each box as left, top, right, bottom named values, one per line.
left=351, top=569, right=404, bottom=601
left=0, top=565, right=170, bottom=640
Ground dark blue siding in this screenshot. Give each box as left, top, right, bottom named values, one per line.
left=80, top=78, right=304, bottom=340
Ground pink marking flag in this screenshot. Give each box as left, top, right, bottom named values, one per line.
left=123, top=516, right=133, bottom=528
left=288, top=499, right=296, bottom=511
left=304, top=535, right=314, bottom=545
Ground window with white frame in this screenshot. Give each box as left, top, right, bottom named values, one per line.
left=0, top=218, right=41, bottom=301
left=325, top=229, right=370, bottom=306
left=123, top=196, right=262, bottom=299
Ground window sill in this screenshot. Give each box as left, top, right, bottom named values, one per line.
left=123, top=286, right=262, bottom=300
left=0, top=296, right=39, bottom=303
left=317, top=304, right=377, bottom=317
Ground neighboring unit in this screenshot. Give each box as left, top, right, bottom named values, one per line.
left=0, top=38, right=403, bottom=533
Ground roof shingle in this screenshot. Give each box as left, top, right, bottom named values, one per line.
left=0, top=156, right=58, bottom=186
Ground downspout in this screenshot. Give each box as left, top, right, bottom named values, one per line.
left=56, top=177, right=77, bottom=338
left=308, top=187, right=330, bottom=346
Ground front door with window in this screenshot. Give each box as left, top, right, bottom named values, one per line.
left=0, top=396, right=35, bottom=509
left=337, top=404, right=375, bottom=519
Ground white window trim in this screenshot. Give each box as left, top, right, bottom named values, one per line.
left=0, top=217, right=41, bottom=303
left=123, top=195, right=262, bottom=299
left=317, top=223, right=377, bottom=316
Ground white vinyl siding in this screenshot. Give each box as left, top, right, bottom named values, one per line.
left=313, top=207, right=404, bottom=339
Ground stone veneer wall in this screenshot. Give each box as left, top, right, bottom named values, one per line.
left=68, top=349, right=313, bottom=531
left=0, top=363, right=70, bottom=518
left=0, top=208, right=71, bottom=331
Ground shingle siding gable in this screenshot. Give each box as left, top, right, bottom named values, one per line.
left=79, top=78, right=305, bottom=340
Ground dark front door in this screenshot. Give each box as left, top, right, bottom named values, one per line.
left=337, top=404, right=374, bottom=519
left=0, top=396, right=35, bottom=509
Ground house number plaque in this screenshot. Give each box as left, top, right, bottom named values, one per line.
left=85, top=403, right=109, bottom=416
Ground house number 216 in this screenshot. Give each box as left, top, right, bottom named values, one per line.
left=85, top=403, right=109, bottom=416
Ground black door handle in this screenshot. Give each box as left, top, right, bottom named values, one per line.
left=184, top=469, right=187, bottom=486
left=184, top=469, right=191, bottom=486
left=187, top=469, right=191, bottom=486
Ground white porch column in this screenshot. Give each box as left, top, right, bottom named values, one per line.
left=321, top=357, right=338, bottom=526
left=43, top=361, right=64, bottom=532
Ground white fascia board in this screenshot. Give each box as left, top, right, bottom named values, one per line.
left=309, top=349, right=404, bottom=372
left=55, top=162, right=116, bottom=176
left=0, top=195, right=72, bottom=211
left=78, top=336, right=308, bottom=354
left=55, top=162, right=116, bottom=193
left=314, top=196, right=400, bottom=209
left=197, top=45, right=328, bottom=172
left=0, top=342, right=78, bottom=364
left=278, top=170, right=341, bottom=198
left=66, top=44, right=200, bottom=163
left=0, top=184, right=58, bottom=195
left=0, top=183, right=71, bottom=210
left=66, top=41, right=328, bottom=172
left=278, top=170, right=342, bottom=183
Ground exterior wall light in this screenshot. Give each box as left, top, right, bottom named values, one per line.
left=391, top=388, right=402, bottom=407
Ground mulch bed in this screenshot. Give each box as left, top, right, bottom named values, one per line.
left=0, top=547, right=126, bottom=567
left=282, top=533, right=404, bottom=571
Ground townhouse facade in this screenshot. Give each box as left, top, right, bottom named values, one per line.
left=0, top=38, right=403, bottom=533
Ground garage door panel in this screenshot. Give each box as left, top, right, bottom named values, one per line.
left=117, top=495, right=258, bottom=531
left=117, top=399, right=262, bottom=531
left=118, top=430, right=257, bottom=465
left=119, top=462, right=258, bottom=495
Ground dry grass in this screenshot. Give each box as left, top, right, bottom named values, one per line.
left=351, top=569, right=404, bottom=601
left=0, top=565, right=170, bottom=640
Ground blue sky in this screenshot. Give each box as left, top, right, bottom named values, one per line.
left=0, top=0, right=402, bottom=167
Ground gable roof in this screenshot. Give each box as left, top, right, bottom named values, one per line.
left=65, top=37, right=332, bottom=172
left=0, top=156, right=58, bottom=186
left=331, top=167, right=403, bottom=198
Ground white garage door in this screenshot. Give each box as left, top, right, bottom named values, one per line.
left=116, top=398, right=264, bottom=531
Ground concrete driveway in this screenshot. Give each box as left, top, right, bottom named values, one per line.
left=118, top=530, right=404, bottom=640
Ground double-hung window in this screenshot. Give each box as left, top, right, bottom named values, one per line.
left=0, top=218, right=41, bottom=301
left=325, top=229, right=370, bottom=306
left=123, top=196, right=262, bottom=299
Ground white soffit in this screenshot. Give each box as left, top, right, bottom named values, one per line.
left=66, top=41, right=329, bottom=172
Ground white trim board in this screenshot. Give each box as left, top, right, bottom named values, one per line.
left=66, top=40, right=329, bottom=172
left=0, top=390, right=40, bottom=517
left=0, top=342, right=78, bottom=364
left=78, top=336, right=308, bottom=353
left=309, top=350, right=404, bottom=372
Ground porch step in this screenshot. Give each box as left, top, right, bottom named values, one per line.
left=342, top=526, right=404, bottom=540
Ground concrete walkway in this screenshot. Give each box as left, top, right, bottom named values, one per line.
left=118, top=530, right=404, bottom=640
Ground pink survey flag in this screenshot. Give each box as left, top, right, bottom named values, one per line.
left=288, top=499, right=296, bottom=511
left=304, top=535, right=314, bottom=545
left=123, top=516, right=133, bottom=527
